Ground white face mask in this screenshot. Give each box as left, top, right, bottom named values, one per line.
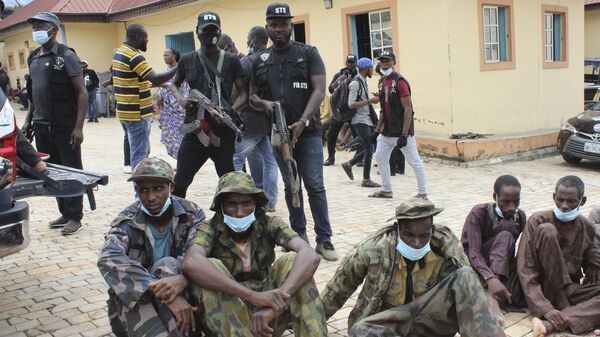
left=396, top=226, right=431, bottom=261
left=552, top=199, right=582, bottom=223
left=140, top=195, right=172, bottom=217
left=32, top=28, right=53, bottom=46
left=494, top=204, right=505, bottom=219
left=223, top=210, right=256, bottom=233
left=380, top=67, right=393, bottom=77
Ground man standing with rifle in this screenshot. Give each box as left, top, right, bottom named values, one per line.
left=250, top=3, right=337, bottom=261
left=169, top=11, right=247, bottom=198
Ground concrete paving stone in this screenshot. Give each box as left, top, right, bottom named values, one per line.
left=1, top=116, right=599, bottom=336
left=13, top=319, right=40, bottom=332
left=0, top=332, right=25, bottom=337
left=52, top=323, right=96, bottom=337
left=50, top=300, right=88, bottom=315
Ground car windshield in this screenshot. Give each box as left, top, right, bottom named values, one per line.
left=591, top=102, right=600, bottom=111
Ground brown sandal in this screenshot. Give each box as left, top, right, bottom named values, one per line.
left=369, top=191, right=393, bottom=198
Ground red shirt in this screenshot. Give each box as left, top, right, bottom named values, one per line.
left=382, top=74, right=411, bottom=122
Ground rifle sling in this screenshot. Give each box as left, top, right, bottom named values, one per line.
left=197, top=50, right=227, bottom=109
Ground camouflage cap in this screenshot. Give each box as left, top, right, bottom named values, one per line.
left=387, top=197, right=444, bottom=221
left=210, top=171, right=269, bottom=211
left=127, top=157, right=174, bottom=183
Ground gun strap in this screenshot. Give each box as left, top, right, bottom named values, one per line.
left=198, top=50, right=226, bottom=108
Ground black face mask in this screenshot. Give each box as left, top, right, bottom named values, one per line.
left=199, top=31, right=219, bottom=47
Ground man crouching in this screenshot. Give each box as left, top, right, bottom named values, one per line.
left=98, top=157, right=205, bottom=337
left=182, top=171, right=327, bottom=337
left=322, top=197, right=506, bottom=337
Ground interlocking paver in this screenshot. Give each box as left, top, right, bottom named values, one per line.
left=0, top=111, right=599, bottom=337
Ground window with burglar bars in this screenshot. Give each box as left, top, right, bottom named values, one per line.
left=479, top=0, right=514, bottom=71
left=165, top=32, right=195, bottom=55
left=543, top=9, right=566, bottom=65
left=369, top=10, right=393, bottom=60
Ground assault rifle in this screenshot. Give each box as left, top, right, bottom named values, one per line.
left=272, top=102, right=300, bottom=208
left=178, top=89, right=245, bottom=147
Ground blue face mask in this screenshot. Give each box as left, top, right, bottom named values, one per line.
left=380, top=67, right=393, bottom=77
left=140, top=195, right=172, bottom=217
left=223, top=210, right=256, bottom=233
left=32, top=28, right=52, bottom=46
left=396, top=227, right=431, bottom=261
left=495, top=204, right=505, bottom=219
left=247, top=38, right=256, bottom=55
left=553, top=202, right=581, bottom=223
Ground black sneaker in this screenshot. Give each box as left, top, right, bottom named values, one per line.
left=323, top=158, right=335, bottom=166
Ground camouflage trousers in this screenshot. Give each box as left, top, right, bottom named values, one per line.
left=107, top=257, right=187, bottom=337
left=192, top=252, right=328, bottom=337
left=349, top=267, right=506, bottom=337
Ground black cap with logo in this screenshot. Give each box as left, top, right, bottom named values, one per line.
left=266, top=3, right=293, bottom=19
left=346, top=54, right=357, bottom=63
left=377, top=50, right=396, bottom=61
left=197, top=11, right=221, bottom=30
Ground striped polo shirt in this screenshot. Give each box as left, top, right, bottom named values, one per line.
left=112, top=44, right=153, bottom=121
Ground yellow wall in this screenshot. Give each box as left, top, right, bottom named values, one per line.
left=447, top=0, right=583, bottom=135
left=3, top=29, right=35, bottom=89
left=585, top=9, right=600, bottom=57
left=62, top=23, right=121, bottom=73
left=0, top=0, right=584, bottom=138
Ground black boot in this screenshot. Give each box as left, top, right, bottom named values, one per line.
left=323, top=157, right=335, bottom=166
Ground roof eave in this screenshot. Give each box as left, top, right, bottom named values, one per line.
left=109, top=0, right=200, bottom=21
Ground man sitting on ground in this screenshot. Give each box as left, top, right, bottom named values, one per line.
left=182, top=171, right=327, bottom=337
left=98, top=157, right=205, bottom=337
left=322, top=197, right=505, bottom=337
left=518, top=175, right=600, bottom=337
left=461, top=174, right=526, bottom=324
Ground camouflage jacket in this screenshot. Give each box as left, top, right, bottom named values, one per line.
left=194, top=210, right=297, bottom=288
left=321, top=224, right=469, bottom=327
left=98, top=196, right=205, bottom=310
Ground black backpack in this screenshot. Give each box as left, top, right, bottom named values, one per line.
left=330, top=76, right=362, bottom=122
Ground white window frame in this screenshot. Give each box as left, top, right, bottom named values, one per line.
left=368, top=10, right=393, bottom=60
left=544, top=13, right=554, bottom=62
left=483, top=6, right=500, bottom=63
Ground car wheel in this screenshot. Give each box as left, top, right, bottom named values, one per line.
left=562, top=153, right=582, bottom=164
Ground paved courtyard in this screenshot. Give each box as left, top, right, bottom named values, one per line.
left=1, top=112, right=600, bottom=337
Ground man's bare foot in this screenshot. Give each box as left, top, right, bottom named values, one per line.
left=486, top=292, right=505, bottom=326
left=532, top=317, right=554, bottom=337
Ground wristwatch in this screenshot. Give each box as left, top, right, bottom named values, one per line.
left=300, top=118, right=309, bottom=127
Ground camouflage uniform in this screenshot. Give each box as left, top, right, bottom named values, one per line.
left=322, top=198, right=505, bottom=337
left=191, top=171, right=328, bottom=337
left=98, top=158, right=205, bottom=337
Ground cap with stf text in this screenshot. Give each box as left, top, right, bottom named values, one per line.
left=197, top=11, right=221, bottom=30
left=266, top=3, right=293, bottom=19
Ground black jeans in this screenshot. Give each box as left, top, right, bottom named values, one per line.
left=33, top=123, right=83, bottom=221
left=173, top=131, right=235, bottom=198
left=348, top=123, right=374, bottom=180
left=326, top=118, right=344, bottom=159
left=123, top=131, right=130, bottom=167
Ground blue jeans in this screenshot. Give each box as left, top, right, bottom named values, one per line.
left=233, top=134, right=278, bottom=209
left=348, top=123, right=375, bottom=180
left=273, top=135, right=332, bottom=244
left=87, top=89, right=97, bottom=119
left=121, top=118, right=151, bottom=170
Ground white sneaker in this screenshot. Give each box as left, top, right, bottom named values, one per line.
left=123, top=165, right=132, bottom=174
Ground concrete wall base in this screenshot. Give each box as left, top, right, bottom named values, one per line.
left=415, top=129, right=559, bottom=165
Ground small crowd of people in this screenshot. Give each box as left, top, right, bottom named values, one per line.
left=10, top=2, right=600, bottom=337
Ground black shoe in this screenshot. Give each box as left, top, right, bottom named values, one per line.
left=341, top=162, right=354, bottom=180
left=87, top=118, right=93, bottom=122
left=94, top=118, right=99, bottom=123
left=323, top=158, right=335, bottom=166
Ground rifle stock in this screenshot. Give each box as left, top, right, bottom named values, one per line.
left=272, top=102, right=300, bottom=208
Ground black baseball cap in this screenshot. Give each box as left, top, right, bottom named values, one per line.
left=197, top=11, right=221, bottom=30
left=27, top=12, right=61, bottom=27
left=377, top=50, right=396, bottom=61
left=266, top=3, right=293, bottom=19
left=346, top=54, right=357, bottom=63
